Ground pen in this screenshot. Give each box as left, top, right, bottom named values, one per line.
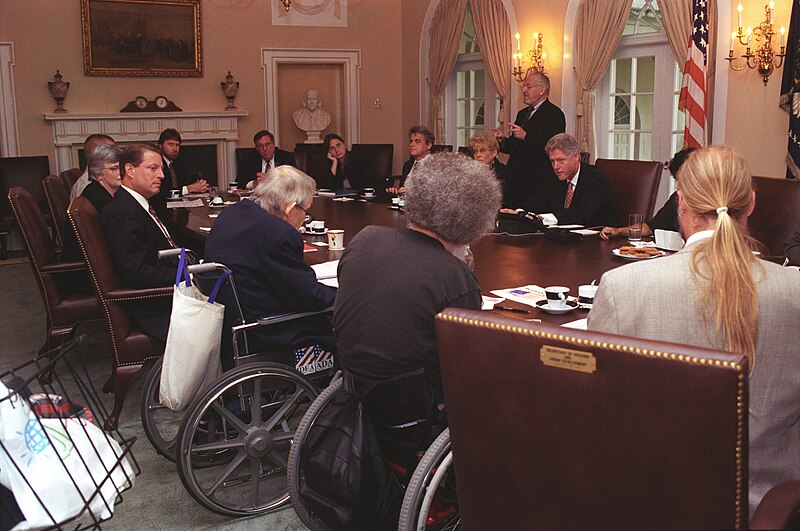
left=494, top=305, right=530, bottom=314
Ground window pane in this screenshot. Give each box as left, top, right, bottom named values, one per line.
left=634, top=132, right=652, bottom=160
left=614, top=95, right=631, bottom=126
left=624, top=0, right=662, bottom=36
left=614, top=58, right=632, bottom=93
left=475, top=70, right=484, bottom=98
left=634, top=94, right=654, bottom=130
left=636, top=56, right=655, bottom=93
left=612, top=132, right=630, bottom=159
left=459, top=4, right=480, bottom=54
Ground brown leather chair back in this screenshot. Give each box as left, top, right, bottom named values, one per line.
left=457, top=146, right=471, bottom=156
left=9, top=187, right=98, bottom=354
left=43, top=175, right=69, bottom=248
left=595, top=158, right=663, bottom=226
left=749, top=175, right=800, bottom=257
left=294, top=151, right=308, bottom=174
left=60, top=168, right=82, bottom=194
left=431, top=144, right=453, bottom=153
left=351, top=143, right=394, bottom=187
left=436, top=308, right=749, bottom=530
left=0, top=155, right=51, bottom=226
left=68, top=197, right=130, bottom=337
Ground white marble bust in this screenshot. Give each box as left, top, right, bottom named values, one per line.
left=293, top=88, right=331, bottom=143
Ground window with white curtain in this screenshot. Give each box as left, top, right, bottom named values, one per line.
left=443, top=4, right=502, bottom=149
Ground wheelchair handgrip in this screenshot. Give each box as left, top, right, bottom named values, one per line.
left=158, top=248, right=182, bottom=259
left=186, top=262, right=229, bottom=275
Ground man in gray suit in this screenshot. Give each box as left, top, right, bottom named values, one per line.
left=588, top=146, right=800, bottom=518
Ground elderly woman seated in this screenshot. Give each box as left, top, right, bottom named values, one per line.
left=469, top=132, right=510, bottom=206
left=334, top=152, right=501, bottom=432
left=205, top=166, right=336, bottom=370
left=588, top=145, right=800, bottom=518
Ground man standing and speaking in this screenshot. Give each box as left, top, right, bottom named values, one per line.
left=492, top=71, right=565, bottom=208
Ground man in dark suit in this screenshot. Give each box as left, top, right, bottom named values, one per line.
left=492, top=71, right=566, bottom=208
left=387, top=125, right=433, bottom=194
left=102, top=143, right=181, bottom=347
left=150, top=128, right=209, bottom=215
left=236, top=130, right=296, bottom=189
left=517, top=133, right=615, bottom=228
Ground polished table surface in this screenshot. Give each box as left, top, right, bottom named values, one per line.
left=168, top=193, right=638, bottom=324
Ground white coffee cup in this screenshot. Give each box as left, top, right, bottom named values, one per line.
left=210, top=196, right=223, bottom=206
left=310, top=220, right=325, bottom=233
left=327, top=229, right=345, bottom=250
left=544, top=286, right=570, bottom=309
left=391, top=197, right=400, bottom=206
left=578, top=284, right=598, bottom=305
left=170, top=189, right=180, bottom=199
left=363, top=188, right=375, bottom=198
left=228, top=181, right=238, bottom=192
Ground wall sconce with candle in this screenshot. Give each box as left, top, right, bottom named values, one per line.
left=726, top=1, right=786, bottom=85
left=512, top=32, right=546, bottom=82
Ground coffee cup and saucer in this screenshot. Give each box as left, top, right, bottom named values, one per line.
left=306, top=220, right=327, bottom=235
left=362, top=188, right=376, bottom=199
left=209, top=196, right=225, bottom=208
left=535, top=286, right=579, bottom=314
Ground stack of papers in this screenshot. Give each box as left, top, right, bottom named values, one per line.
left=489, top=285, right=547, bottom=307
left=166, top=199, right=204, bottom=208
left=311, top=260, right=339, bottom=288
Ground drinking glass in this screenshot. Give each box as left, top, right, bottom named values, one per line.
left=628, top=213, right=643, bottom=242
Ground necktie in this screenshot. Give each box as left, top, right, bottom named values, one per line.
left=148, top=204, right=178, bottom=248
left=167, top=162, right=178, bottom=188
left=564, top=182, right=575, bottom=209
left=527, top=106, right=536, bottom=120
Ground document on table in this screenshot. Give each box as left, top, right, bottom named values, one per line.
left=312, top=260, right=339, bottom=288
left=490, top=285, right=546, bottom=307
left=561, top=318, right=587, bottom=330
left=166, top=199, right=204, bottom=208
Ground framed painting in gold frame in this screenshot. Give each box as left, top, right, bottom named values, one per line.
left=81, top=0, right=202, bottom=77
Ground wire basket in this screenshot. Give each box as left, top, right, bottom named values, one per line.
left=0, top=337, right=139, bottom=530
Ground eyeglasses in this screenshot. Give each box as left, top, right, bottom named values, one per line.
left=472, top=148, right=495, bottom=154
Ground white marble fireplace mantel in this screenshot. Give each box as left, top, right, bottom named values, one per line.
left=43, top=110, right=249, bottom=186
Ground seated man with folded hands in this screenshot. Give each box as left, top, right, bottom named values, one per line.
left=503, top=133, right=615, bottom=228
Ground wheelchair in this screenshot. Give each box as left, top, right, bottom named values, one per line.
left=287, top=370, right=460, bottom=530
left=140, top=255, right=334, bottom=516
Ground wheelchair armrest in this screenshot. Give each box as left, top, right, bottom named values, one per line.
left=750, top=481, right=800, bottom=529
left=254, top=306, right=335, bottom=327
left=105, top=286, right=174, bottom=301
left=39, top=261, right=87, bottom=274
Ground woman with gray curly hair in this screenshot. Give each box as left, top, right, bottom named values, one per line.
left=334, top=152, right=501, bottom=428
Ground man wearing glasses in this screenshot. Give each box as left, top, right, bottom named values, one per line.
left=236, top=130, right=297, bottom=190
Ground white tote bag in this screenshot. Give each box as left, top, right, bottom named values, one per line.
left=159, top=250, right=227, bottom=411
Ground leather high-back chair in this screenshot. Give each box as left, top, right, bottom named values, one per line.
left=749, top=175, right=800, bottom=257
left=8, top=187, right=99, bottom=357
left=43, top=175, right=70, bottom=249
left=0, top=155, right=51, bottom=259
left=430, top=144, right=453, bottom=153
left=435, top=308, right=793, bottom=529
left=457, top=146, right=472, bottom=156
left=60, top=168, right=82, bottom=195
left=294, top=151, right=308, bottom=174
left=594, top=158, right=662, bottom=226
left=351, top=143, right=394, bottom=189
left=68, top=196, right=170, bottom=430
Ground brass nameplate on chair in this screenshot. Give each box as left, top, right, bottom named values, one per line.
left=540, top=345, right=596, bottom=374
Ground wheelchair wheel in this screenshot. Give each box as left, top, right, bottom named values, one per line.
left=140, top=358, right=181, bottom=462
left=398, top=428, right=460, bottom=531
left=286, top=375, right=343, bottom=531
left=176, top=362, right=318, bottom=516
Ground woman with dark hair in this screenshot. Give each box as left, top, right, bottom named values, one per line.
left=589, top=145, right=800, bottom=517
left=322, top=133, right=366, bottom=190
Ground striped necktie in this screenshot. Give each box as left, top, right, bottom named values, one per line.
left=148, top=204, right=177, bottom=248
left=564, top=182, right=575, bottom=209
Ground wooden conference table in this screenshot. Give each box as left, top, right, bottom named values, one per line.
left=168, top=193, right=638, bottom=325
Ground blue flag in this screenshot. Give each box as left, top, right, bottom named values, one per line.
left=781, top=0, right=800, bottom=178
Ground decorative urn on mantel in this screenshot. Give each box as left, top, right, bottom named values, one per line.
left=220, top=71, right=239, bottom=110
left=47, top=70, right=70, bottom=113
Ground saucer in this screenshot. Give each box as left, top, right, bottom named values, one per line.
left=535, top=299, right=579, bottom=315
left=306, top=228, right=328, bottom=235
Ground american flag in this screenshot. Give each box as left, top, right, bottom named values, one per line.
left=294, top=345, right=334, bottom=375
left=679, top=0, right=708, bottom=149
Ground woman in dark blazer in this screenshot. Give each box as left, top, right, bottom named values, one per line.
left=321, top=133, right=366, bottom=190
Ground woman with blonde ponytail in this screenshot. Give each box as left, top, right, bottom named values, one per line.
left=588, top=146, right=800, bottom=518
